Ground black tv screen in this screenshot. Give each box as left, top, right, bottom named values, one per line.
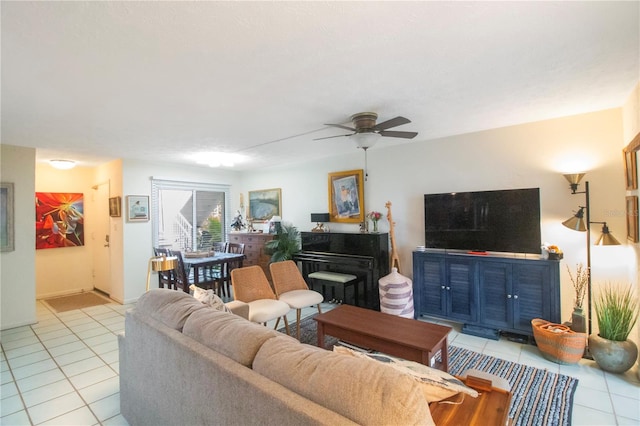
left=424, top=188, right=541, bottom=254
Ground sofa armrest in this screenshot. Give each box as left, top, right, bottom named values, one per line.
left=225, top=300, right=249, bottom=319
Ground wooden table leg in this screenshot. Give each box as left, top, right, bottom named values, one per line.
left=440, top=337, right=449, bottom=371
left=317, top=322, right=325, bottom=348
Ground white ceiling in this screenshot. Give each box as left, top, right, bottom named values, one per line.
left=2, top=1, right=639, bottom=171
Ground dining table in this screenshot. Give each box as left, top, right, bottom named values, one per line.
left=183, top=252, right=246, bottom=289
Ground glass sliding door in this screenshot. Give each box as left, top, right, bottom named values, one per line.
left=151, top=179, right=230, bottom=252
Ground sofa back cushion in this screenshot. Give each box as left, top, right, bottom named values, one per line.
left=135, top=289, right=207, bottom=331
left=253, top=335, right=434, bottom=425
left=183, top=308, right=283, bottom=367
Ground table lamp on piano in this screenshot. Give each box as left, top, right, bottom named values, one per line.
left=311, top=213, right=330, bottom=232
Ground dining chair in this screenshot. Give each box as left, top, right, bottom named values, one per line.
left=153, top=247, right=178, bottom=290
left=222, top=242, right=245, bottom=298
left=230, top=265, right=290, bottom=334
left=172, top=251, right=203, bottom=293
left=203, top=242, right=228, bottom=291
left=269, top=260, right=323, bottom=340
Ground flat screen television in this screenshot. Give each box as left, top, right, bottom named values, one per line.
left=424, top=188, right=541, bottom=254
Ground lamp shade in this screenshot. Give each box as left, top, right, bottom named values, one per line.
left=151, top=256, right=178, bottom=272
left=562, top=207, right=587, bottom=232
left=594, top=224, right=620, bottom=246
left=311, top=213, right=330, bottom=222
left=563, top=173, right=586, bottom=186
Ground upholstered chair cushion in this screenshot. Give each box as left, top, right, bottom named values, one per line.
left=277, top=289, right=324, bottom=310
left=246, top=299, right=291, bottom=324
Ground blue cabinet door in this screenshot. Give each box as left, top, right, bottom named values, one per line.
left=478, top=261, right=513, bottom=329
left=446, top=257, right=476, bottom=322
left=413, top=252, right=446, bottom=317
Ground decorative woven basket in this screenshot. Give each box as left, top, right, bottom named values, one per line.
left=531, top=318, right=586, bottom=364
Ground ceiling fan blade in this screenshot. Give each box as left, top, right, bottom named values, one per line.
left=379, top=130, right=418, bottom=139
left=374, top=116, right=411, bottom=131
left=325, top=123, right=356, bottom=132
left=313, top=133, right=353, bottom=141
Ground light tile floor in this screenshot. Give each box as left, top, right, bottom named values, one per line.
left=1, top=298, right=639, bottom=425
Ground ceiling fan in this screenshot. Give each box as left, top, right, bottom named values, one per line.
left=315, top=112, right=418, bottom=148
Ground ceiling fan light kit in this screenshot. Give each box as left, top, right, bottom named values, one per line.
left=316, top=111, right=418, bottom=147
left=352, top=132, right=382, bottom=149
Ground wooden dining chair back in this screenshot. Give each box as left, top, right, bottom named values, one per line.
left=222, top=242, right=245, bottom=297
left=269, top=260, right=323, bottom=340
left=212, top=242, right=228, bottom=253
left=153, top=247, right=178, bottom=290
left=171, top=251, right=193, bottom=293
left=203, top=242, right=228, bottom=292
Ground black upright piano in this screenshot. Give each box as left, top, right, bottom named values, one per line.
left=293, top=232, right=389, bottom=310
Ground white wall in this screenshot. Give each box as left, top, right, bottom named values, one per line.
left=1, top=145, right=36, bottom=329
left=242, top=108, right=630, bottom=330
left=121, top=159, right=242, bottom=303
left=34, top=164, right=96, bottom=298
left=621, top=82, right=640, bottom=352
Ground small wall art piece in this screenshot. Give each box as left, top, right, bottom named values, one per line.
left=627, top=195, right=638, bottom=243
left=109, top=196, right=121, bottom=217
left=624, top=149, right=637, bottom=190
left=248, top=188, right=281, bottom=221
left=127, top=195, right=150, bottom=222
left=328, top=169, right=364, bottom=223
left=1, top=183, right=14, bottom=252
left=35, top=192, right=84, bottom=249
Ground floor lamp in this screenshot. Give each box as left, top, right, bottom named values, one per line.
left=146, top=255, right=178, bottom=291
left=561, top=174, right=621, bottom=335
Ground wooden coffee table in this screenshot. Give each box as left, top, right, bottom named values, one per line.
left=314, top=304, right=452, bottom=371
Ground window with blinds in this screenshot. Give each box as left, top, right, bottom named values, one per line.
left=151, top=179, right=231, bottom=251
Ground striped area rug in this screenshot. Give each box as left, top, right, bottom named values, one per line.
left=443, top=346, right=578, bottom=426
left=283, top=315, right=578, bottom=426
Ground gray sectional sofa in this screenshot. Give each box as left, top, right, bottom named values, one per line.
left=119, top=289, right=435, bottom=425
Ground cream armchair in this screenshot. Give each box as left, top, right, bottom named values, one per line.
left=230, top=265, right=290, bottom=334
left=269, top=260, right=323, bottom=340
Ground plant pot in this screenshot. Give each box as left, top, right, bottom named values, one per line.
left=588, top=334, right=638, bottom=373
left=570, top=307, right=586, bottom=333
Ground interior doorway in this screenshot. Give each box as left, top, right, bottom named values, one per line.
left=92, top=182, right=111, bottom=295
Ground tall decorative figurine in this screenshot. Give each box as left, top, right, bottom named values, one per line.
left=385, top=201, right=400, bottom=272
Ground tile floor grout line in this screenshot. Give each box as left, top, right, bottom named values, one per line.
left=21, top=300, right=124, bottom=426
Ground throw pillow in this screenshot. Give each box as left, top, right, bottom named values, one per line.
left=333, top=346, right=478, bottom=402
left=190, top=284, right=231, bottom=313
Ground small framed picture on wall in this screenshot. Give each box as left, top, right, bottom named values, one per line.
left=109, top=197, right=121, bottom=217
left=624, top=149, right=637, bottom=190
left=126, top=195, right=149, bottom=222
left=626, top=195, right=638, bottom=243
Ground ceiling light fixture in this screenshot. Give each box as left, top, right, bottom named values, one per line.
left=351, top=131, right=381, bottom=150
left=49, top=159, right=76, bottom=170
left=194, top=152, right=240, bottom=168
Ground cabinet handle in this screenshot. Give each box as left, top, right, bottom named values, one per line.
left=507, top=294, right=512, bottom=298
left=513, top=295, right=518, bottom=299
left=446, top=287, right=451, bottom=290
left=441, top=286, right=445, bottom=289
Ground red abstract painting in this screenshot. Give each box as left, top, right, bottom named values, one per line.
left=35, top=192, right=84, bottom=249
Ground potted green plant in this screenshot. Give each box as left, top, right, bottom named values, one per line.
left=264, top=222, right=300, bottom=263
left=588, top=283, right=639, bottom=373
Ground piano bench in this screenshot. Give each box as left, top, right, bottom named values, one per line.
left=308, top=271, right=365, bottom=306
